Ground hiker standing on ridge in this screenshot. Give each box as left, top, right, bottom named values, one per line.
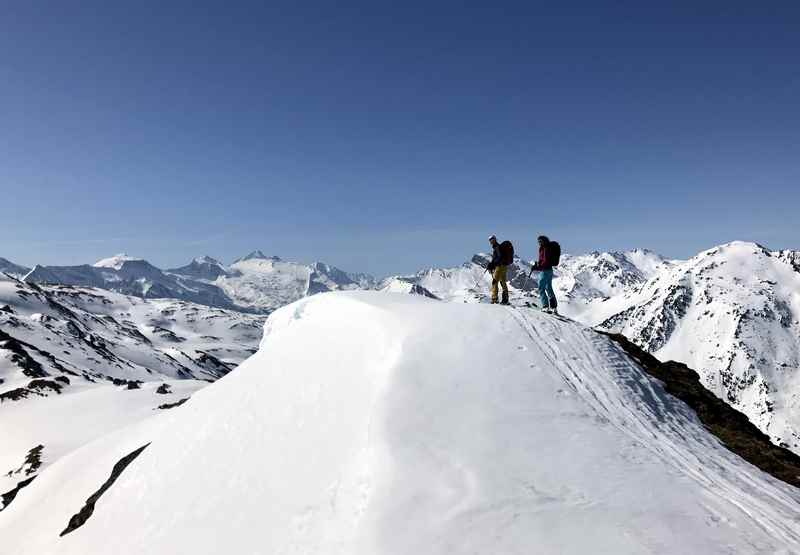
left=529, top=235, right=560, bottom=314
left=486, top=235, right=514, bottom=305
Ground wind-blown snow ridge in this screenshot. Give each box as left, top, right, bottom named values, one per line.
left=0, top=257, right=30, bottom=278
left=2, top=292, right=798, bottom=554
left=593, top=240, right=800, bottom=452
left=92, top=254, right=143, bottom=270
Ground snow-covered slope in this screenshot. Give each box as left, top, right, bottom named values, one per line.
left=25, top=255, right=237, bottom=310
left=386, top=250, right=670, bottom=310
left=174, top=251, right=373, bottom=313
left=398, top=244, right=800, bottom=454
left=165, top=255, right=229, bottom=281
left=2, top=292, right=798, bottom=554
left=24, top=251, right=374, bottom=314
left=1, top=258, right=31, bottom=278
left=0, top=273, right=264, bottom=498
left=554, top=249, right=675, bottom=319
left=592, top=241, right=800, bottom=452
left=378, top=277, right=439, bottom=298
left=385, top=254, right=537, bottom=304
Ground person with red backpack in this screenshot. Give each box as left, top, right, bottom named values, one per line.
left=486, top=235, right=514, bottom=305
left=529, top=235, right=560, bottom=314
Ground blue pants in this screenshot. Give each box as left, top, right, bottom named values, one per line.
left=538, top=269, right=557, bottom=309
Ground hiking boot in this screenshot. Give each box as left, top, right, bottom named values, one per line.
left=490, top=299, right=499, bottom=305
left=542, top=307, right=551, bottom=314
left=500, top=300, right=510, bottom=306
left=551, top=307, right=559, bottom=315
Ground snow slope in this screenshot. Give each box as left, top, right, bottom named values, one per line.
left=0, top=257, right=31, bottom=278
left=554, top=249, right=675, bottom=320
left=386, top=254, right=537, bottom=304
left=0, top=274, right=264, bottom=497
left=25, top=251, right=374, bottom=314
left=25, top=256, right=236, bottom=310
left=2, top=292, right=799, bottom=554
left=199, top=253, right=372, bottom=313
left=594, top=241, right=800, bottom=452
left=405, top=244, right=800, bottom=454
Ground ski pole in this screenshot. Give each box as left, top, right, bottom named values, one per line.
left=473, top=267, right=488, bottom=290
left=522, top=268, right=534, bottom=294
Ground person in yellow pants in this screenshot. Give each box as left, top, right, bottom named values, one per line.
left=487, top=235, right=511, bottom=305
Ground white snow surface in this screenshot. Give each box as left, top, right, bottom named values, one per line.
left=591, top=242, right=800, bottom=452
left=0, top=274, right=264, bottom=494
left=92, top=253, right=144, bottom=270
left=389, top=243, right=800, bottom=454
left=211, top=256, right=368, bottom=313
left=3, top=292, right=799, bottom=554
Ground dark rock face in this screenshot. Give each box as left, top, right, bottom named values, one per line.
left=0, top=329, right=49, bottom=378
left=5, top=445, right=44, bottom=478
left=157, top=397, right=189, bottom=410
left=192, top=351, right=234, bottom=376
left=0, top=445, right=45, bottom=512
left=107, top=377, right=143, bottom=390
left=0, top=476, right=36, bottom=512
left=604, top=332, right=800, bottom=490
left=155, top=383, right=172, bottom=395
left=60, top=444, right=150, bottom=536
left=0, top=380, right=63, bottom=403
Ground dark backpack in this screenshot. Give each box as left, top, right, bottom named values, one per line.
left=546, top=241, right=561, bottom=267
left=499, top=240, right=514, bottom=265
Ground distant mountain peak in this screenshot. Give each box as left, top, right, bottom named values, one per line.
left=93, top=253, right=144, bottom=270
left=193, top=255, right=223, bottom=266
left=233, top=250, right=280, bottom=264
left=0, top=257, right=31, bottom=278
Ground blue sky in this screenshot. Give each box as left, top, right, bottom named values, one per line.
left=1, top=1, right=798, bottom=276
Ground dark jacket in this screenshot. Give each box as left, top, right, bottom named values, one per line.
left=487, top=243, right=503, bottom=271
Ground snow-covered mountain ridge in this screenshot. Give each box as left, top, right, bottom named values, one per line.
left=2, top=293, right=799, bottom=554
left=592, top=241, right=800, bottom=452
left=6, top=240, right=800, bottom=455
left=0, top=272, right=265, bottom=502
left=384, top=241, right=800, bottom=454
left=23, top=251, right=375, bottom=314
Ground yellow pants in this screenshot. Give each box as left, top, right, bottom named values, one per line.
left=491, top=265, right=509, bottom=303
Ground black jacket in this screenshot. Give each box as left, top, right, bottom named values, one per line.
left=488, top=244, right=503, bottom=271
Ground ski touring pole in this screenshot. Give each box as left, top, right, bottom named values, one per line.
left=468, top=268, right=489, bottom=298
left=473, top=267, right=488, bottom=290
left=522, top=268, right=533, bottom=294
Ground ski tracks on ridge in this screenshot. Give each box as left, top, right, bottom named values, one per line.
left=504, top=306, right=800, bottom=547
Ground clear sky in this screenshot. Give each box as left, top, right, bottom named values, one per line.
left=1, top=1, right=798, bottom=277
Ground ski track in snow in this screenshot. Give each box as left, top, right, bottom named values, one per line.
left=506, top=306, right=800, bottom=546
left=3, top=293, right=800, bottom=554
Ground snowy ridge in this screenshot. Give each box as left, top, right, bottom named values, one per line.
left=0, top=273, right=264, bottom=498
left=92, top=253, right=144, bottom=270
left=382, top=254, right=536, bottom=304
left=24, top=258, right=236, bottom=310
left=24, top=251, right=373, bottom=314
left=1, top=292, right=798, bottom=554
left=378, top=243, right=800, bottom=455
left=7, top=241, right=800, bottom=457
left=554, top=249, right=675, bottom=318
left=0, top=258, right=31, bottom=278
left=592, top=241, right=800, bottom=452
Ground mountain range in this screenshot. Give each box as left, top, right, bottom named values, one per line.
left=23, top=251, right=375, bottom=314
left=2, top=241, right=799, bottom=487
